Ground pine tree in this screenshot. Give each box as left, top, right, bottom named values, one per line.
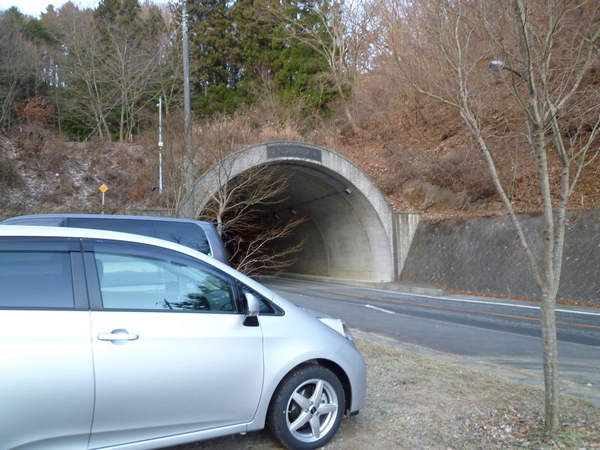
left=187, top=0, right=334, bottom=116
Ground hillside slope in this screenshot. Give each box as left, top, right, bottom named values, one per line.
left=1, top=108, right=599, bottom=220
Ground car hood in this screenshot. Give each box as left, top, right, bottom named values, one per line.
left=294, top=304, right=333, bottom=319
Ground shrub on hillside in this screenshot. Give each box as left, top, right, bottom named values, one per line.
left=0, top=156, right=21, bottom=188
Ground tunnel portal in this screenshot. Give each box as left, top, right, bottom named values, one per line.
left=192, top=141, right=397, bottom=282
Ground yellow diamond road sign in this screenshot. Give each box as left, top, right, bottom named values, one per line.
left=99, top=184, right=108, bottom=193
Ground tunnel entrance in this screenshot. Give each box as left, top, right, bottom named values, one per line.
left=191, top=141, right=396, bottom=282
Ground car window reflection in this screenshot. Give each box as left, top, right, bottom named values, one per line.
left=95, top=252, right=235, bottom=312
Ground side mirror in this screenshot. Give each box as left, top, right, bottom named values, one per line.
left=243, top=293, right=260, bottom=327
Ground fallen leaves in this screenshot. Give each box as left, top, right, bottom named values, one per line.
left=462, top=407, right=600, bottom=448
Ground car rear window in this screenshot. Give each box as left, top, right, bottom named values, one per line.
left=153, top=221, right=211, bottom=255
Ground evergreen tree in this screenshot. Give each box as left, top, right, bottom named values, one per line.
left=186, top=0, right=241, bottom=115
left=229, top=0, right=279, bottom=83
left=271, top=0, right=336, bottom=111
left=186, top=0, right=334, bottom=117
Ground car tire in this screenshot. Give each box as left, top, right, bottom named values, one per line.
left=267, top=364, right=345, bottom=450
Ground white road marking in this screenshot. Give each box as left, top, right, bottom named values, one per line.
left=363, top=289, right=600, bottom=317
left=365, top=304, right=396, bottom=315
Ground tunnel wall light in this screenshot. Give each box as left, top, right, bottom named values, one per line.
left=344, top=187, right=352, bottom=195
left=488, top=59, right=527, bottom=81
left=290, top=208, right=297, bottom=215
left=488, top=60, right=506, bottom=71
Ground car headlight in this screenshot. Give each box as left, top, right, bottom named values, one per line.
left=318, top=317, right=354, bottom=341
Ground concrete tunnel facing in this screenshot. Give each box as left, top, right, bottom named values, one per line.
left=186, top=141, right=419, bottom=282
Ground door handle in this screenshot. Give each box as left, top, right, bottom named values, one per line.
left=98, top=329, right=139, bottom=343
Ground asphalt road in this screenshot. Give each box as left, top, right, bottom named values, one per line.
left=261, top=277, right=600, bottom=405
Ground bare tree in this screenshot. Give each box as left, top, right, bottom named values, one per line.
left=96, top=8, right=167, bottom=142
left=0, top=10, right=43, bottom=129
left=60, top=7, right=114, bottom=139
left=177, top=117, right=305, bottom=275
left=154, top=11, right=183, bottom=119
left=57, top=3, right=168, bottom=141
left=199, top=163, right=307, bottom=276
left=378, top=0, right=600, bottom=430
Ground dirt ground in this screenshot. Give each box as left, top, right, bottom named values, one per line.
left=170, top=332, right=600, bottom=450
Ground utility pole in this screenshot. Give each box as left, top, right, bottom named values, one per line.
left=157, top=96, right=163, bottom=194
left=180, top=4, right=195, bottom=218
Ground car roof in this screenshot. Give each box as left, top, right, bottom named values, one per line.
left=2, top=213, right=212, bottom=225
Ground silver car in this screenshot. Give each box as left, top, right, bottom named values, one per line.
left=0, top=226, right=366, bottom=450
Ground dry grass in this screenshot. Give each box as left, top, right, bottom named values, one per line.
left=171, top=333, right=600, bottom=450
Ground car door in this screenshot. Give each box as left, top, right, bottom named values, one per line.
left=83, top=240, right=264, bottom=449
left=0, top=237, right=94, bottom=450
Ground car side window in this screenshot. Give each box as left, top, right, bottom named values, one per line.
left=0, top=251, right=74, bottom=308
left=95, top=252, right=235, bottom=312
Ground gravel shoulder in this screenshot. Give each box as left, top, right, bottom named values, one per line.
left=172, top=332, right=600, bottom=450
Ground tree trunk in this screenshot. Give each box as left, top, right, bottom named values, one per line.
left=540, top=290, right=560, bottom=429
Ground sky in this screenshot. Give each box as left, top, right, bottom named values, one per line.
left=0, top=0, right=97, bottom=18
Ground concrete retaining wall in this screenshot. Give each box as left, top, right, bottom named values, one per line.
left=401, top=211, right=600, bottom=304
left=393, top=212, right=422, bottom=275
